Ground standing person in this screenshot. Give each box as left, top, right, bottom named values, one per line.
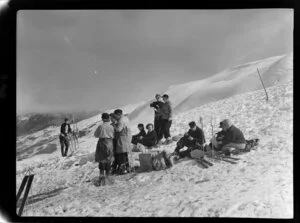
left=112, top=109, right=132, bottom=174
left=173, top=121, right=205, bottom=159
left=94, top=113, right=115, bottom=186
left=160, top=94, right=173, bottom=145
left=109, top=113, right=118, bottom=174
left=150, top=94, right=164, bottom=144
left=59, top=118, right=72, bottom=157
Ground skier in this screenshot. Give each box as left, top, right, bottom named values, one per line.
left=111, top=109, right=132, bottom=174
left=150, top=94, right=164, bottom=145
left=172, top=121, right=205, bottom=159
left=94, top=113, right=115, bottom=186
left=136, top=123, right=157, bottom=148
left=131, top=123, right=147, bottom=145
left=59, top=117, right=72, bottom=157
left=217, top=119, right=246, bottom=155
left=160, top=94, right=173, bottom=145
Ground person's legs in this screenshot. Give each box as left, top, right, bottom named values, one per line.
left=59, top=136, right=65, bottom=157
left=164, top=120, right=172, bottom=140
left=155, top=118, right=163, bottom=142
left=114, top=153, right=121, bottom=170
left=124, top=152, right=129, bottom=168
left=221, top=143, right=246, bottom=154
left=141, top=139, right=155, bottom=148
left=156, top=118, right=163, bottom=142
left=174, top=137, right=186, bottom=153
left=178, top=149, right=191, bottom=159
left=64, top=138, right=70, bottom=156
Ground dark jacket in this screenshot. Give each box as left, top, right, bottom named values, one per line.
left=131, top=129, right=147, bottom=145
left=150, top=101, right=164, bottom=118
left=222, top=125, right=246, bottom=145
left=135, top=129, right=146, bottom=138
left=216, top=130, right=225, bottom=141
left=187, top=127, right=205, bottom=145
left=160, top=101, right=173, bottom=120
left=141, top=130, right=157, bottom=146
left=60, top=123, right=72, bottom=136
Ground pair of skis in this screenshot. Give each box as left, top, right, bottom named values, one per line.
left=207, top=154, right=240, bottom=164
left=16, top=168, right=34, bottom=216
left=68, top=115, right=79, bottom=155
left=194, top=157, right=213, bottom=169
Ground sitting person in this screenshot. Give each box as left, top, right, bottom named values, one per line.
left=173, top=121, right=205, bottom=158
left=137, top=123, right=157, bottom=148
left=131, top=123, right=147, bottom=145
left=217, top=119, right=246, bottom=155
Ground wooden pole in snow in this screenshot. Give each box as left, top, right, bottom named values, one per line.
left=257, top=68, right=269, bottom=102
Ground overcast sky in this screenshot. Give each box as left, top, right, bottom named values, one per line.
left=17, top=9, right=293, bottom=114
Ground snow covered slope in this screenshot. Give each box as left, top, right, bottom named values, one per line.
left=128, top=53, right=293, bottom=132
left=16, top=80, right=293, bottom=218
left=16, top=53, right=292, bottom=161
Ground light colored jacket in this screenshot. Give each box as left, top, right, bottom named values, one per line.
left=94, top=122, right=114, bottom=139
left=114, top=116, right=132, bottom=153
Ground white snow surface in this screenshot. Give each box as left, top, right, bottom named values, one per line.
left=16, top=53, right=293, bottom=217
left=16, top=80, right=293, bottom=218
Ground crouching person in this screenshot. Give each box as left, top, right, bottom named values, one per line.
left=218, top=119, right=246, bottom=155
left=173, top=121, right=205, bottom=159
left=94, top=113, right=115, bottom=186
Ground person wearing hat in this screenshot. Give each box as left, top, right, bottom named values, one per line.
left=111, top=109, right=132, bottom=174
left=150, top=94, right=164, bottom=143
left=172, top=121, right=205, bottom=159
left=94, top=113, right=115, bottom=186
left=137, top=123, right=157, bottom=148
left=218, top=119, right=246, bottom=154
left=59, top=117, right=72, bottom=157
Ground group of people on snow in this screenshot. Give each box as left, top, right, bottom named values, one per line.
left=59, top=93, right=247, bottom=184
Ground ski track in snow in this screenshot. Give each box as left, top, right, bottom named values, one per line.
left=16, top=80, right=293, bottom=218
